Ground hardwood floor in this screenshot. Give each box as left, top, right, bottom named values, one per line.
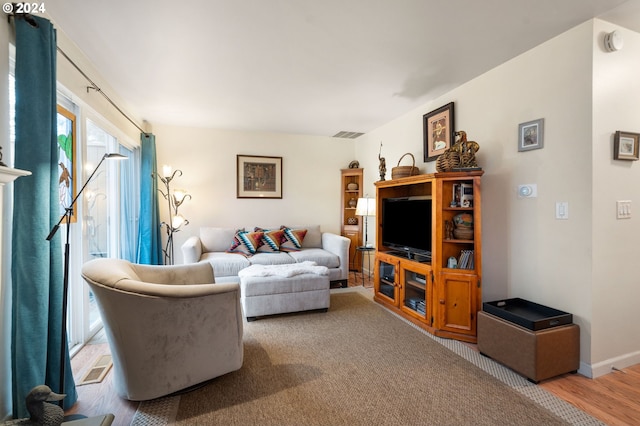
left=540, top=365, right=640, bottom=426
left=65, top=271, right=639, bottom=426
left=65, top=338, right=137, bottom=426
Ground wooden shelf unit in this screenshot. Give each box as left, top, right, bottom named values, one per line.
left=341, top=168, right=364, bottom=272
left=373, top=171, right=483, bottom=343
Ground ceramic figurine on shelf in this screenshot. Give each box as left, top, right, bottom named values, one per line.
left=378, top=142, right=386, bottom=181
left=445, top=220, right=454, bottom=240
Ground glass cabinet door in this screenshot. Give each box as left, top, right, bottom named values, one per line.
left=376, top=258, right=398, bottom=303
left=400, top=264, right=431, bottom=323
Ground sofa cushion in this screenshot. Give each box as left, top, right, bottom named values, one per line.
left=280, top=227, right=307, bottom=251
left=200, top=227, right=240, bottom=253
left=200, top=252, right=251, bottom=277
left=288, top=248, right=340, bottom=269
left=254, top=228, right=287, bottom=252
left=240, top=273, right=330, bottom=297
left=284, top=225, right=322, bottom=248
left=248, top=252, right=295, bottom=266
left=229, top=230, right=264, bottom=254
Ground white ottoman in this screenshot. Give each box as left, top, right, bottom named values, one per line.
left=238, top=264, right=330, bottom=321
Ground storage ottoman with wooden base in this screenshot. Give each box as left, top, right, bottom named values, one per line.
left=238, top=263, right=330, bottom=321
left=478, top=311, right=580, bottom=383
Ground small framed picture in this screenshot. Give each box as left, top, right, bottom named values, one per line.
left=423, top=102, right=455, bottom=162
left=518, top=118, right=544, bottom=152
left=237, top=155, right=283, bottom=198
left=613, top=131, right=640, bottom=161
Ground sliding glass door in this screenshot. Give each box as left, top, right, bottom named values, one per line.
left=66, top=118, right=139, bottom=346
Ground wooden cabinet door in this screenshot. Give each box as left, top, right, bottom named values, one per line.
left=343, top=226, right=361, bottom=271
left=399, top=262, right=432, bottom=324
left=374, top=253, right=400, bottom=306
left=436, top=272, right=478, bottom=336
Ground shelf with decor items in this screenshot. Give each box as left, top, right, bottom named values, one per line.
left=341, top=168, right=363, bottom=272
left=374, top=171, right=483, bottom=343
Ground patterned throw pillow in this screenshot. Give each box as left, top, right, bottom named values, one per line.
left=228, top=230, right=264, bottom=255
left=255, top=228, right=287, bottom=252
left=280, top=226, right=307, bottom=252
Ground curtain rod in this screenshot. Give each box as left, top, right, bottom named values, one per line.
left=9, top=11, right=149, bottom=136
left=56, top=47, right=149, bottom=136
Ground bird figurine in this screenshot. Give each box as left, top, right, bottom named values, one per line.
left=4, top=385, right=65, bottom=426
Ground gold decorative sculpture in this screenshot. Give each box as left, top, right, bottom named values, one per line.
left=436, top=130, right=480, bottom=172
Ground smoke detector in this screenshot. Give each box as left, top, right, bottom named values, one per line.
left=604, top=30, right=623, bottom=52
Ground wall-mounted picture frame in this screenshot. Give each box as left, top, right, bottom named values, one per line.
left=614, top=131, right=640, bottom=161
left=423, top=102, right=455, bottom=162
left=518, top=118, right=544, bottom=152
left=237, top=154, right=283, bottom=198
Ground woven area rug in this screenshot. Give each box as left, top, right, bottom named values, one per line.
left=136, top=288, right=603, bottom=425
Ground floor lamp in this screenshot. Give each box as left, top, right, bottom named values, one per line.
left=355, top=196, right=376, bottom=248
left=46, top=152, right=127, bottom=405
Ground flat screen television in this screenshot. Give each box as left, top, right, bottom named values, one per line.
left=381, top=196, right=432, bottom=259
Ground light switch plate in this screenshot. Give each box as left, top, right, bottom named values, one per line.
left=617, top=200, right=631, bottom=219
left=556, top=202, right=569, bottom=219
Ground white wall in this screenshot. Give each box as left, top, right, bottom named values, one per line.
left=153, top=124, right=356, bottom=264
left=356, top=20, right=640, bottom=376
left=591, top=20, right=640, bottom=375
left=52, top=18, right=144, bottom=144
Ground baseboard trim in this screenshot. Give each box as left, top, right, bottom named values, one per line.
left=587, top=350, right=640, bottom=378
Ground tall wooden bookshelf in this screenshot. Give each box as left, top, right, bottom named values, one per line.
left=341, top=168, right=363, bottom=272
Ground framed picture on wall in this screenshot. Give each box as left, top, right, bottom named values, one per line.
left=423, top=102, right=455, bottom=162
left=237, top=155, right=283, bottom=198
left=518, top=118, right=544, bottom=152
left=613, top=131, right=640, bottom=161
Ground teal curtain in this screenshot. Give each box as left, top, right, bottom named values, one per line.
left=11, top=15, right=77, bottom=417
left=136, top=133, right=162, bottom=264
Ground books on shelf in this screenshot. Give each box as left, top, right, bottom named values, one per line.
left=406, top=297, right=426, bottom=315
left=457, top=250, right=474, bottom=269
left=451, top=183, right=474, bottom=208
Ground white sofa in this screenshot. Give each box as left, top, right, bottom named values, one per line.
left=181, top=225, right=350, bottom=287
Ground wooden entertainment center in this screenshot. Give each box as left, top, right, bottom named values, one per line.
left=374, top=171, right=483, bottom=343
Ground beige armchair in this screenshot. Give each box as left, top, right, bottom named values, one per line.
left=81, top=258, right=244, bottom=401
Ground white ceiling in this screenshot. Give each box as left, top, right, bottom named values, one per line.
left=44, top=0, right=640, bottom=137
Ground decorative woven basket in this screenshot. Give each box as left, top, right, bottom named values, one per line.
left=436, top=151, right=460, bottom=172
left=453, top=227, right=474, bottom=240
left=392, top=153, right=420, bottom=179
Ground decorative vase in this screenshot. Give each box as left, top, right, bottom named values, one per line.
left=348, top=198, right=357, bottom=208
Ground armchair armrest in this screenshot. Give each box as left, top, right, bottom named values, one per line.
left=182, top=235, right=203, bottom=263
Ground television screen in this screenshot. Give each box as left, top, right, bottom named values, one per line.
left=381, top=197, right=432, bottom=256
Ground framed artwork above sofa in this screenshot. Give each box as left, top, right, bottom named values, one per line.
left=237, top=154, right=283, bottom=198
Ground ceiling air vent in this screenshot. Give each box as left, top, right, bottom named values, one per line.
left=333, top=131, right=364, bottom=139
